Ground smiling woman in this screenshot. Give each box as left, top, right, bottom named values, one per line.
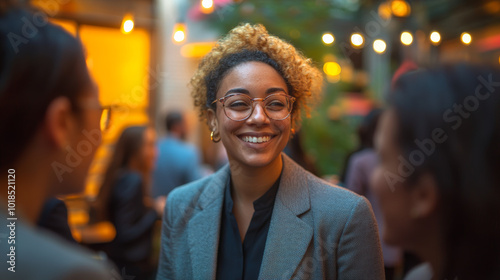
left=156, top=24, right=384, bottom=280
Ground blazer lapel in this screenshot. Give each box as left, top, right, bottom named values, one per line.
left=187, top=165, right=229, bottom=280
left=259, top=154, right=313, bottom=279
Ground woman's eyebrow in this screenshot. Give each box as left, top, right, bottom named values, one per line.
left=224, top=87, right=287, bottom=96
left=225, top=88, right=250, bottom=96
left=266, top=87, right=287, bottom=94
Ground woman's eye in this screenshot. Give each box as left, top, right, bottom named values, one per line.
left=228, top=101, right=250, bottom=110
left=266, top=101, right=286, bottom=110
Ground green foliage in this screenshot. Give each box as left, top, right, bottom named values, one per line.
left=301, top=84, right=359, bottom=177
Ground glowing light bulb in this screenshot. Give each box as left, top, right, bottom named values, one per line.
left=400, top=31, right=413, bottom=46
left=322, top=33, right=335, bottom=45
left=373, top=39, right=387, bottom=54
left=172, top=23, right=187, bottom=44
left=351, top=33, right=364, bottom=48
left=461, top=32, right=472, bottom=45
left=121, top=14, right=134, bottom=34
left=430, top=31, right=441, bottom=45
left=201, top=0, right=214, bottom=14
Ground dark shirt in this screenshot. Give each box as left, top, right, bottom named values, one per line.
left=108, top=171, right=158, bottom=269
left=37, top=197, right=76, bottom=243
left=216, top=175, right=281, bottom=280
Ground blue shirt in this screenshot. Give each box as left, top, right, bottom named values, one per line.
left=152, top=137, right=202, bottom=197
left=216, top=175, right=281, bottom=280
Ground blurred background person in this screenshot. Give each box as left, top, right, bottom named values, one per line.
left=152, top=111, right=203, bottom=208
left=93, top=126, right=160, bottom=279
left=344, top=108, right=403, bottom=280
left=0, top=4, right=116, bottom=280
left=372, top=63, right=500, bottom=280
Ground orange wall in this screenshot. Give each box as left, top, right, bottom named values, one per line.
left=80, top=25, right=151, bottom=196
left=49, top=19, right=151, bottom=196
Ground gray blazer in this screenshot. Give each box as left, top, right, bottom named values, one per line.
left=157, top=154, right=384, bottom=279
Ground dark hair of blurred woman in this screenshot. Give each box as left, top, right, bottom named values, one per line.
left=94, top=126, right=152, bottom=221
left=372, top=63, right=500, bottom=279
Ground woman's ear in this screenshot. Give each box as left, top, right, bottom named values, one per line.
left=207, top=109, right=218, bottom=133
left=409, top=172, right=439, bottom=219
left=44, top=96, right=75, bottom=149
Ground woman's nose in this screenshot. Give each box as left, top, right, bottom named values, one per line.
left=246, top=103, right=270, bottom=125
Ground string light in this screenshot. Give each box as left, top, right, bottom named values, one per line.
left=121, top=14, right=134, bottom=34
left=201, top=0, right=214, bottom=14
left=400, top=31, right=413, bottom=45
left=430, top=31, right=441, bottom=45
left=322, top=33, right=335, bottom=45
left=172, top=23, right=187, bottom=44
left=373, top=39, right=387, bottom=54
left=351, top=33, right=364, bottom=48
left=461, top=32, right=472, bottom=45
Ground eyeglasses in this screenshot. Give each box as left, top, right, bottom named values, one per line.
left=211, top=93, right=296, bottom=121
left=99, top=106, right=112, bottom=132
left=80, top=102, right=113, bottom=131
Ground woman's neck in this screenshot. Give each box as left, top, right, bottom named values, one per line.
left=229, top=155, right=283, bottom=205
left=1, top=161, right=50, bottom=225
left=411, top=219, right=444, bottom=279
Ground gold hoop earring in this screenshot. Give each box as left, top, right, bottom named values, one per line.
left=210, top=131, right=221, bottom=143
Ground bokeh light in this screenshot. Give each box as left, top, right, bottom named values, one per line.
left=391, top=0, right=411, bottom=17
left=322, top=33, right=335, bottom=45
left=400, top=31, right=413, bottom=45
left=461, top=32, right=472, bottom=45
left=373, top=39, right=387, bottom=54
left=351, top=33, right=364, bottom=48
left=201, top=0, right=214, bottom=14
left=172, top=23, right=187, bottom=43
left=430, top=31, right=441, bottom=45
left=323, top=62, right=342, bottom=76
left=121, top=14, right=134, bottom=34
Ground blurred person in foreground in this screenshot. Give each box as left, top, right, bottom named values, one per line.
left=345, top=108, right=403, bottom=280
left=93, top=126, right=161, bottom=279
left=0, top=4, right=117, bottom=280
left=372, top=63, right=500, bottom=280
left=157, top=23, right=384, bottom=279
left=152, top=111, right=203, bottom=209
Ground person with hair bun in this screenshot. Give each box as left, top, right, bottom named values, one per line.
left=157, top=24, right=384, bottom=279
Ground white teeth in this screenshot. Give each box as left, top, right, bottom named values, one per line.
left=242, top=136, right=271, bottom=143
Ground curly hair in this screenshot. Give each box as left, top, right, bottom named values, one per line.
left=190, top=23, right=323, bottom=130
